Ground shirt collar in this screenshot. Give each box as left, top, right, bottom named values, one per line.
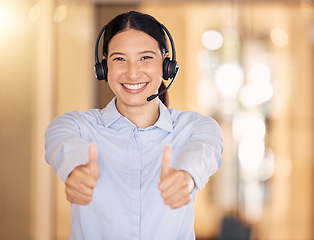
left=101, top=97, right=122, bottom=127
left=154, top=101, right=174, bottom=133
left=101, top=97, right=174, bottom=133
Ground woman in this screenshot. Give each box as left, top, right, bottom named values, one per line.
left=45, top=11, right=223, bottom=240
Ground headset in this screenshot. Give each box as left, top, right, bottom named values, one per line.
left=94, top=21, right=179, bottom=102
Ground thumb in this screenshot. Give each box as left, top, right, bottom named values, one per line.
left=87, top=143, right=99, bottom=178
left=160, top=145, right=172, bottom=178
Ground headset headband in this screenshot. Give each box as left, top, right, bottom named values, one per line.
left=94, top=23, right=177, bottom=66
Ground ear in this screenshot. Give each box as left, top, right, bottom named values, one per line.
left=163, top=51, right=169, bottom=59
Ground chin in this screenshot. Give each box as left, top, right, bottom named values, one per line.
left=120, top=96, right=149, bottom=107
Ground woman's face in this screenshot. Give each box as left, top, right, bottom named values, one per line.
left=107, top=29, right=164, bottom=110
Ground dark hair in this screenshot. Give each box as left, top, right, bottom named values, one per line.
left=102, top=11, right=169, bottom=107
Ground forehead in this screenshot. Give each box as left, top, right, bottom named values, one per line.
left=108, top=29, right=160, bottom=53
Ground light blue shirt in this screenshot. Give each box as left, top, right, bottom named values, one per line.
left=45, top=97, right=223, bottom=240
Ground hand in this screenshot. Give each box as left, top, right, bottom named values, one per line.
left=65, top=143, right=100, bottom=205
left=158, top=145, right=195, bottom=209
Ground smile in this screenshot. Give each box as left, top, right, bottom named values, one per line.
left=122, top=82, right=148, bottom=90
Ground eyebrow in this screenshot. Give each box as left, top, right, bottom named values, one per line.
left=109, top=50, right=157, bottom=58
left=139, top=50, right=157, bottom=55
left=109, top=52, right=125, bottom=58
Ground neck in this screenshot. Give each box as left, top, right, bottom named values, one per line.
left=116, top=99, right=160, bottom=129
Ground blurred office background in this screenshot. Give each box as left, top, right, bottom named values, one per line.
left=0, top=0, right=313, bottom=239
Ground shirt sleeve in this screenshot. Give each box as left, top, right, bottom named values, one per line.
left=44, top=112, right=90, bottom=183
left=175, top=113, right=223, bottom=190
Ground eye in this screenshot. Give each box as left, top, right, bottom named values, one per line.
left=141, top=56, right=153, bottom=60
left=113, top=57, right=125, bottom=61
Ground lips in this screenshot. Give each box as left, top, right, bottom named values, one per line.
left=121, top=82, right=148, bottom=93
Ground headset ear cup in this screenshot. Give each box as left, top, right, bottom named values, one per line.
left=94, top=59, right=108, bottom=82
left=168, top=60, right=178, bottom=79
left=162, top=57, right=170, bottom=80
left=102, top=59, right=108, bottom=82
left=94, top=59, right=108, bottom=81
left=94, top=62, right=104, bottom=80
left=163, top=57, right=178, bottom=80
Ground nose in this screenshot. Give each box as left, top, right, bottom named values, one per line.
left=126, top=61, right=141, bottom=81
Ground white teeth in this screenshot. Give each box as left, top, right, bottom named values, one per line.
left=123, top=83, right=147, bottom=90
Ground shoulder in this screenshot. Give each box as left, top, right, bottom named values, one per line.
left=51, top=109, right=104, bottom=126
left=168, top=108, right=216, bottom=124
left=168, top=108, right=222, bottom=135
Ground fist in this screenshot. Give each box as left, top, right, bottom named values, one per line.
left=65, top=143, right=100, bottom=205
left=158, top=145, right=195, bottom=209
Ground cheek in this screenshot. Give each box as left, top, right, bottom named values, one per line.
left=147, top=66, right=163, bottom=88
left=148, top=61, right=163, bottom=78
left=107, top=63, right=119, bottom=80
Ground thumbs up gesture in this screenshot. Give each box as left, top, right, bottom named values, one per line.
left=158, top=145, right=195, bottom=209
left=65, top=143, right=100, bottom=205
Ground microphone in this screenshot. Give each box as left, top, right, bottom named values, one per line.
left=147, top=94, right=159, bottom=102
left=147, top=69, right=179, bottom=102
